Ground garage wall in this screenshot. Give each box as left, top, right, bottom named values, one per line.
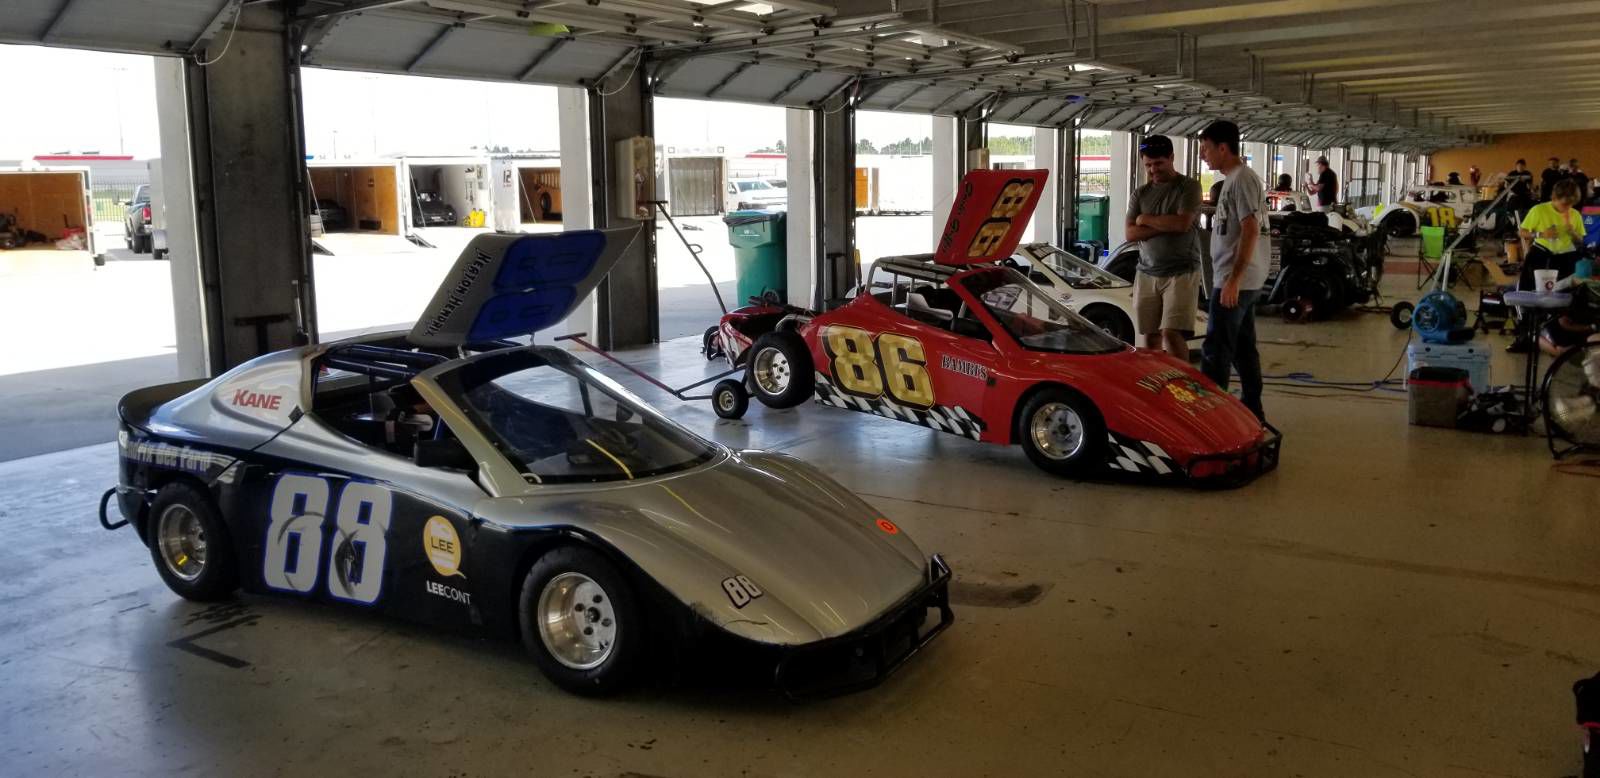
left=308, top=165, right=400, bottom=234
left=517, top=167, right=561, bottom=223
left=0, top=171, right=88, bottom=239
left=1431, top=130, right=1600, bottom=183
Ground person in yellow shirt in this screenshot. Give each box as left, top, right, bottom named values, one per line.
left=1519, top=178, right=1586, bottom=290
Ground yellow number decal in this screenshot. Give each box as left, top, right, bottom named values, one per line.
left=1428, top=207, right=1457, bottom=229
left=878, top=333, right=934, bottom=408
left=991, top=181, right=1035, bottom=219
left=822, top=325, right=883, bottom=397
left=967, top=220, right=1013, bottom=257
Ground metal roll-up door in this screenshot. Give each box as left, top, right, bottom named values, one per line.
left=667, top=157, right=723, bottom=216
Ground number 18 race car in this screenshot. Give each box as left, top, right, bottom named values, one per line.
left=103, top=227, right=951, bottom=698
left=713, top=169, right=1280, bottom=486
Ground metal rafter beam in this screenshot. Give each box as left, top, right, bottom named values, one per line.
left=407, top=22, right=459, bottom=71
left=40, top=0, right=80, bottom=42
left=519, top=36, right=571, bottom=80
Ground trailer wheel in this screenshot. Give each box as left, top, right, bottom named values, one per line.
left=712, top=380, right=748, bottom=420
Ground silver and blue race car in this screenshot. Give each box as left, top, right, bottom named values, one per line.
left=103, top=228, right=951, bottom=697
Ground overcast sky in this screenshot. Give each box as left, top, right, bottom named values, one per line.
left=0, top=43, right=1023, bottom=161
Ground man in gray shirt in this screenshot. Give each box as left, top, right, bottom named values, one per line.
left=1197, top=120, right=1269, bottom=422
left=1125, top=134, right=1202, bottom=358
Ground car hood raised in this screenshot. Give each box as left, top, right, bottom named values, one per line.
left=474, top=451, right=929, bottom=645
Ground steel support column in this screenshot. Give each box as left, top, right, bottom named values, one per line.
left=185, top=3, right=314, bottom=371
left=1056, top=124, right=1079, bottom=249
left=587, top=59, right=657, bottom=349
left=815, top=101, right=856, bottom=305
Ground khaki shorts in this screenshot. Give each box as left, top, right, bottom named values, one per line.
left=1133, top=269, right=1201, bottom=334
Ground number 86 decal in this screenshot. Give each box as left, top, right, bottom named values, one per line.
left=264, top=474, right=393, bottom=604
left=822, top=325, right=936, bottom=408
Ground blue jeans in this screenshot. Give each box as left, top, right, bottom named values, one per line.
left=1201, top=289, right=1264, bottom=420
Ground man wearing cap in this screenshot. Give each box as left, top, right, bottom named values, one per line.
left=1307, top=156, right=1338, bottom=212
left=1197, top=120, right=1268, bottom=423
left=1124, top=134, right=1202, bottom=359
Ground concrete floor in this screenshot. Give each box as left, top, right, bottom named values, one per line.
left=3, top=275, right=1596, bottom=777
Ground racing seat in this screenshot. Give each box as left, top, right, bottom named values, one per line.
left=896, top=292, right=954, bottom=326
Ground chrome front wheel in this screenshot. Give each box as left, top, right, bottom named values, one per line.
left=1029, top=402, right=1086, bottom=461
left=537, top=572, right=618, bottom=671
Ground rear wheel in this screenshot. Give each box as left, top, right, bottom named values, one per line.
left=1016, top=387, right=1106, bottom=477
left=702, top=325, right=723, bottom=361
left=146, top=482, right=238, bottom=601
left=1080, top=304, right=1135, bottom=343
left=519, top=546, right=645, bottom=696
left=747, top=331, right=814, bottom=408
left=539, top=192, right=554, bottom=220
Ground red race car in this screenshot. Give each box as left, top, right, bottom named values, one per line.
left=711, top=170, right=1279, bottom=486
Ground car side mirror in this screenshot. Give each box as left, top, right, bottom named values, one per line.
left=415, top=437, right=475, bottom=470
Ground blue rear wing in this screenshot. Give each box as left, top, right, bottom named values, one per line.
left=407, top=227, right=640, bottom=347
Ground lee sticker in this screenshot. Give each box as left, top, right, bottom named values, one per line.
left=424, top=516, right=463, bottom=578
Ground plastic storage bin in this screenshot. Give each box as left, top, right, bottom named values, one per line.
left=1408, top=366, right=1471, bottom=428
left=1407, top=341, right=1490, bottom=393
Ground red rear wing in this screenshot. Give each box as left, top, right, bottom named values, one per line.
left=933, top=169, right=1049, bottom=266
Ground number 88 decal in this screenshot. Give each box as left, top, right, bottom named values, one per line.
left=264, top=474, right=393, bottom=604
left=822, top=326, right=936, bottom=408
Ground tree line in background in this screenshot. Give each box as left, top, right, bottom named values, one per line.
left=753, top=132, right=1113, bottom=157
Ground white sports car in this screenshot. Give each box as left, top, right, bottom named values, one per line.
left=1010, top=242, right=1206, bottom=343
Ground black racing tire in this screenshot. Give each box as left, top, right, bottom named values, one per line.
left=712, top=379, right=748, bottom=420
left=518, top=545, right=645, bottom=696
left=133, top=233, right=152, bottom=254
left=1015, top=386, right=1106, bottom=477
left=1282, top=296, right=1314, bottom=323
left=538, top=192, right=554, bottom=221
left=145, top=482, right=239, bottom=602
left=702, top=325, right=723, bottom=361
left=1383, top=214, right=1415, bottom=238
left=747, top=331, right=814, bottom=409
left=1390, top=301, right=1415, bottom=330
left=1080, top=304, right=1136, bottom=344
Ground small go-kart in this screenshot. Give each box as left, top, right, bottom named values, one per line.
left=707, top=170, right=1280, bottom=486
left=103, top=228, right=951, bottom=698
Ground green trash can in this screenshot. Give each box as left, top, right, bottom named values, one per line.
left=1076, top=194, right=1110, bottom=248
left=723, top=210, right=787, bottom=305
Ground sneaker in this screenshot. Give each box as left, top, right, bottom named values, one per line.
left=1506, top=338, right=1532, bottom=354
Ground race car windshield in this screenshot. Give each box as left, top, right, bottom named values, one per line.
left=439, top=352, right=717, bottom=484
left=1030, top=247, right=1129, bottom=289
left=957, top=268, right=1125, bottom=355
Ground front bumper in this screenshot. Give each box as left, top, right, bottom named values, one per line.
left=1185, top=423, right=1282, bottom=487
left=772, top=554, right=953, bottom=700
